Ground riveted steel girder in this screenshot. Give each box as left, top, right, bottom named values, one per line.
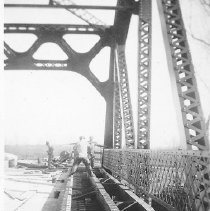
left=157, top=0, right=209, bottom=150
left=104, top=48, right=115, bottom=149
left=113, top=58, right=122, bottom=149
left=4, top=24, right=105, bottom=35
left=4, top=4, right=127, bottom=11
left=115, top=45, right=135, bottom=148
left=4, top=29, right=111, bottom=99
left=137, top=0, right=152, bottom=149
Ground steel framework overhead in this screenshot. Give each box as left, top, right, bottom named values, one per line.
left=5, top=0, right=208, bottom=150
left=4, top=0, right=210, bottom=210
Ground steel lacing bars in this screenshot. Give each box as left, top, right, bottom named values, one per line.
left=137, top=0, right=152, bottom=149
left=113, top=58, right=122, bottom=149
left=115, top=45, right=135, bottom=148
left=52, top=0, right=107, bottom=30
left=161, top=0, right=209, bottom=150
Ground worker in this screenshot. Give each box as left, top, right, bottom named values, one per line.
left=69, top=136, right=93, bottom=177
left=46, top=141, right=54, bottom=169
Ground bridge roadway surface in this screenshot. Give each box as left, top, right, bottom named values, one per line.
left=59, top=166, right=120, bottom=211
left=58, top=166, right=154, bottom=211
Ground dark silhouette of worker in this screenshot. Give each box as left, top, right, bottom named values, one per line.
left=69, top=136, right=93, bottom=177
left=46, top=141, right=54, bottom=169
left=49, top=0, right=54, bottom=5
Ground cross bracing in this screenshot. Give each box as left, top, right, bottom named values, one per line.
left=4, top=0, right=210, bottom=210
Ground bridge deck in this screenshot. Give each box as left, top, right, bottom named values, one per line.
left=60, top=167, right=120, bottom=211
left=59, top=166, right=154, bottom=211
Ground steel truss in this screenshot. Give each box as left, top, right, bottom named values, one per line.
left=158, top=0, right=209, bottom=150
left=4, top=0, right=135, bottom=150
left=113, top=58, right=122, bottom=149
left=4, top=0, right=210, bottom=210
left=5, top=0, right=208, bottom=151
left=137, top=0, right=152, bottom=149
left=4, top=24, right=111, bottom=95
left=115, top=45, right=135, bottom=148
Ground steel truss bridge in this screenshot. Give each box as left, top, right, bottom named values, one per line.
left=4, top=0, right=210, bottom=210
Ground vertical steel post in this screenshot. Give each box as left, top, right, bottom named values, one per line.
left=113, top=57, right=122, bottom=149
left=137, top=0, right=152, bottom=149
left=104, top=48, right=115, bottom=149
left=157, top=0, right=209, bottom=150
left=115, top=45, right=135, bottom=148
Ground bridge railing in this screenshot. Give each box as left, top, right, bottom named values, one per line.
left=103, top=149, right=210, bottom=211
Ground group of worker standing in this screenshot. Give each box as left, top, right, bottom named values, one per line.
left=46, top=136, right=98, bottom=177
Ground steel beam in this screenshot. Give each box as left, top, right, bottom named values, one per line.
left=113, top=0, right=133, bottom=45
left=137, top=0, right=152, bottom=149
left=4, top=36, right=106, bottom=99
left=4, top=4, right=127, bottom=11
left=115, top=45, right=135, bottom=148
left=4, top=24, right=105, bottom=35
left=95, top=169, right=155, bottom=211
left=112, top=0, right=135, bottom=148
left=4, top=42, right=17, bottom=58
left=113, top=58, right=122, bottom=149
left=5, top=60, right=68, bottom=70
left=157, top=0, right=209, bottom=150
left=52, top=0, right=108, bottom=30
left=104, top=48, right=115, bottom=149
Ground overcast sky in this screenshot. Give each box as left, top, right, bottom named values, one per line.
left=3, top=0, right=210, bottom=148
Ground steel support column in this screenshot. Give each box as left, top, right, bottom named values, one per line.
left=137, top=0, right=152, bottom=149
left=115, top=45, right=135, bottom=148
left=104, top=48, right=115, bottom=149
left=157, top=0, right=209, bottom=150
left=113, top=57, right=122, bottom=149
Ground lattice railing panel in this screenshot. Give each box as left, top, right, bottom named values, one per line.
left=103, top=149, right=210, bottom=211
left=115, top=45, right=135, bottom=148
left=137, top=0, right=152, bottom=149
left=159, top=0, right=208, bottom=150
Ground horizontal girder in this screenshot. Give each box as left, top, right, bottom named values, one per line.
left=4, top=4, right=130, bottom=11
left=4, top=60, right=68, bottom=70
left=4, top=24, right=106, bottom=35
